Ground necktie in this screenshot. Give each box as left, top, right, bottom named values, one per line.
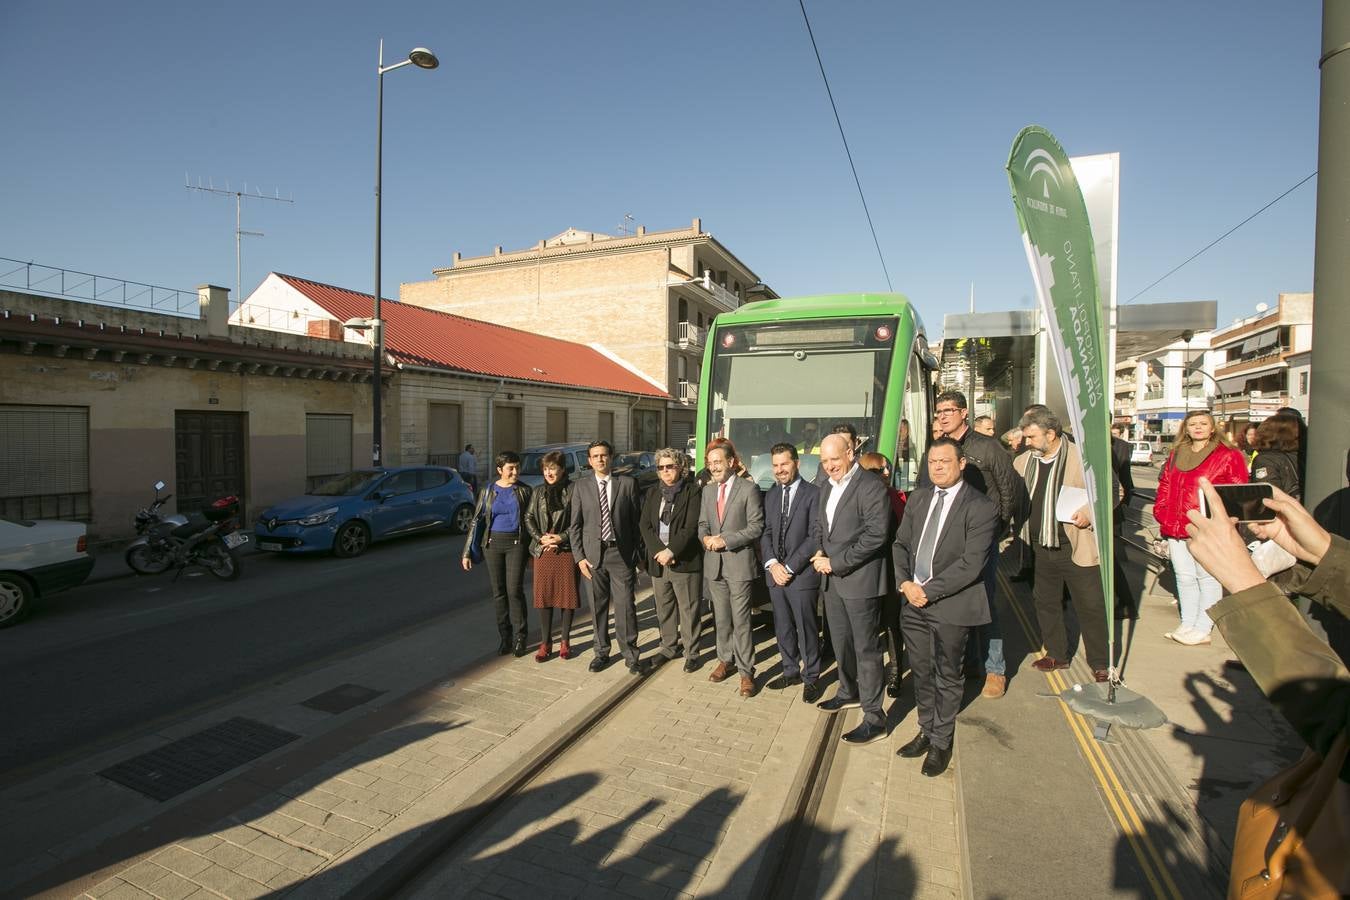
left=914, top=489, right=945, bottom=584
left=717, top=481, right=728, bottom=521
left=598, top=479, right=614, bottom=541
left=778, top=485, right=790, bottom=559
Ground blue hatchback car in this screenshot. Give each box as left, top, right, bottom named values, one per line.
left=254, top=466, right=475, bottom=558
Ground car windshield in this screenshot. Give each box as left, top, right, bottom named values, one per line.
left=520, top=452, right=578, bottom=476
left=309, top=470, right=385, bottom=496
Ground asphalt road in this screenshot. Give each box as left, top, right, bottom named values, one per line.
left=0, top=531, right=497, bottom=777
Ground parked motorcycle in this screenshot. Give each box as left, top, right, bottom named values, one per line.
left=125, top=481, right=248, bottom=580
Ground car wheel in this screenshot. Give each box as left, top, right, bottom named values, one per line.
left=333, top=521, right=370, bottom=558
left=0, top=573, right=35, bottom=628
left=451, top=503, right=475, bottom=534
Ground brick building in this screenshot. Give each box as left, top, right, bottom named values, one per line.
left=399, top=218, right=773, bottom=450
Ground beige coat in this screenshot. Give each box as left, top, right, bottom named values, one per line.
left=1013, top=439, right=1100, bottom=568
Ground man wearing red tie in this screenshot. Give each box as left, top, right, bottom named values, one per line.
left=699, top=438, right=764, bottom=697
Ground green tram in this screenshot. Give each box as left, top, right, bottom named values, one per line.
left=695, top=293, right=938, bottom=491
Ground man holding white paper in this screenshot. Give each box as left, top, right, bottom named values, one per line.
left=1012, top=407, right=1112, bottom=682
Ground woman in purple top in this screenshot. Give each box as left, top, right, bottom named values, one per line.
left=462, top=450, right=532, bottom=656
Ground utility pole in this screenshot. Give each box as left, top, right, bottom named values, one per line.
left=1308, top=2, right=1350, bottom=510
left=186, top=176, right=294, bottom=304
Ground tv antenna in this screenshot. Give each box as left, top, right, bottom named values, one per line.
left=617, top=213, right=634, bottom=236
left=186, top=175, right=294, bottom=304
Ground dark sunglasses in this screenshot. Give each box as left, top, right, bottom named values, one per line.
left=656, top=464, right=679, bottom=471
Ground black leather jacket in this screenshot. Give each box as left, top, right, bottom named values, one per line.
left=524, top=482, right=574, bottom=558
left=921, top=426, right=1022, bottom=527
left=461, top=482, right=532, bottom=560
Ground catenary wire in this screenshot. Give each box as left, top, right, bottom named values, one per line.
left=797, top=0, right=893, bottom=292
left=1124, top=171, right=1317, bottom=304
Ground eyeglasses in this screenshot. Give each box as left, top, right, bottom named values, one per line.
left=935, top=407, right=961, bottom=416
left=656, top=464, right=678, bottom=471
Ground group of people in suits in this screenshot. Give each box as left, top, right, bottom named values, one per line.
left=463, top=396, right=1115, bottom=779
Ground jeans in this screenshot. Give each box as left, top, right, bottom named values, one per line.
left=964, top=544, right=1006, bottom=675
left=1168, top=538, right=1223, bottom=636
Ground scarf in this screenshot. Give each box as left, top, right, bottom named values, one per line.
left=1170, top=439, right=1218, bottom=473
left=659, top=478, right=685, bottom=525
left=1023, top=446, right=1068, bottom=549
left=542, top=477, right=569, bottom=516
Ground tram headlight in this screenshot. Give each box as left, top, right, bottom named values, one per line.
left=721, top=332, right=736, bottom=348
left=875, top=325, right=892, bottom=342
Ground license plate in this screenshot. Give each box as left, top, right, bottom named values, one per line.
left=223, top=532, right=249, bottom=549
left=258, top=541, right=282, bottom=552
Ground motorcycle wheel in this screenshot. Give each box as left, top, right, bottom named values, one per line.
left=126, top=544, right=173, bottom=575
left=201, top=543, right=242, bottom=581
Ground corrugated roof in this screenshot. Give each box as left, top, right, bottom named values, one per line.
left=277, top=274, right=667, bottom=398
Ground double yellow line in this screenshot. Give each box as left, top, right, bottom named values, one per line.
left=997, top=571, right=1184, bottom=900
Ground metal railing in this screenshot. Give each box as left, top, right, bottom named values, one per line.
left=0, top=257, right=199, bottom=316
left=677, top=321, right=702, bottom=349
left=677, top=380, right=698, bottom=404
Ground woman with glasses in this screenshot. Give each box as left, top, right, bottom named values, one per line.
left=524, top=450, right=580, bottom=661
left=639, top=447, right=705, bottom=670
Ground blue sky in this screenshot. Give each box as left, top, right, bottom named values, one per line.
left=1, top=1, right=1322, bottom=329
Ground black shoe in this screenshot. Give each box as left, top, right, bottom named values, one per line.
left=817, top=695, right=862, bottom=713
left=588, top=656, right=611, bottom=673
left=885, top=677, right=900, bottom=699
left=627, top=658, right=651, bottom=676
left=841, top=721, right=887, bottom=745
left=897, top=732, right=931, bottom=759
left=802, top=682, right=823, bottom=704
left=496, top=638, right=511, bottom=656
left=769, top=675, right=803, bottom=690
left=512, top=636, right=528, bottom=657
left=683, top=658, right=700, bottom=673
left=921, top=744, right=953, bottom=777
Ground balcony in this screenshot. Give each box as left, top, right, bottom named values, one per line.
left=677, top=380, right=698, bottom=405
left=677, top=321, right=702, bottom=349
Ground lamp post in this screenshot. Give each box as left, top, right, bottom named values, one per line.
left=372, top=39, right=438, bottom=466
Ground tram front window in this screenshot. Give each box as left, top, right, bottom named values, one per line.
left=706, top=318, right=898, bottom=487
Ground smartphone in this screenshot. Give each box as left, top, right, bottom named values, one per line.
left=1197, top=483, right=1275, bottom=523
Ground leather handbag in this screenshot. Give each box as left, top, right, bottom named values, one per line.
left=1228, top=732, right=1350, bottom=899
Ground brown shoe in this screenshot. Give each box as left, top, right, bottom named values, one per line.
left=1031, top=656, right=1070, bottom=672
left=739, top=674, right=756, bottom=698
left=981, top=674, right=1007, bottom=698
left=709, top=661, right=736, bottom=683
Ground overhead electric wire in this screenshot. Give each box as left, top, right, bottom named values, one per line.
left=797, top=0, right=893, bottom=292
left=1124, top=171, right=1317, bottom=304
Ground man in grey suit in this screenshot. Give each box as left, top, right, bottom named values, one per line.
left=570, top=439, right=649, bottom=675
left=893, top=438, right=999, bottom=776
left=811, top=432, right=891, bottom=745
left=698, top=438, right=764, bottom=697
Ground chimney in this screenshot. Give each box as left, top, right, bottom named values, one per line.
left=691, top=217, right=701, bottom=233
left=636, top=225, right=646, bottom=236
left=198, top=284, right=229, bottom=338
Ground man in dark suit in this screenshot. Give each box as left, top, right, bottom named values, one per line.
left=894, top=437, right=999, bottom=776
left=639, top=448, right=704, bottom=670
left=699, top=438, right=765, bottom=697
left=811, top=433, right=892, bottom=745
left=570, top=439, right=649, bottom=675
left=1110, top=425, right=1137, bottom=619
left=761, top=442, right=823, bottom=703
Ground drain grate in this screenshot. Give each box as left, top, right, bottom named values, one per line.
left=99, top=717, right=299, bottom=801
left=300, top=683, right=385, bottom=715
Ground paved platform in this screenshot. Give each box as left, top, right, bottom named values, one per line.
left=3, top=522, right=1302, bottom=899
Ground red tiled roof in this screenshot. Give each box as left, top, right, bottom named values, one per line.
left=277, top=274, right=667, bottom=398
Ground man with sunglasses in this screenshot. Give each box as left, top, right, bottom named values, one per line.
left=922, top=390, right=1021, bottom=699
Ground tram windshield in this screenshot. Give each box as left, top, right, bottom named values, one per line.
left=705, top=317, right=899, bottom=487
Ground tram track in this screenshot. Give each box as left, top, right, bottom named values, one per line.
left=362, top=638, right=855, bottom=899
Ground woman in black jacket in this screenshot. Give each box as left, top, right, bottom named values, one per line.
left=639, top=448, right=705, bottom=670
left=523, top=451, right=580, bottom=662
left=461, top=450, right=532, bottom=656
left=1250, top=413, right=1303, bottom=501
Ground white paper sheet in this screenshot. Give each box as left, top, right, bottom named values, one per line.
left=1055, top=485, right=1089, bottom=523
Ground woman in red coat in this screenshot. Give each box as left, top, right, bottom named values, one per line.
left=1153, top=410, right=1249, bottom=644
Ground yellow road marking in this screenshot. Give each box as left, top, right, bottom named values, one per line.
left=997, top=571, right=1183, bottom=900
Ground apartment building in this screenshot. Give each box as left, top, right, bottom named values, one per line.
left=1210, top=292, right=1313, bottom=425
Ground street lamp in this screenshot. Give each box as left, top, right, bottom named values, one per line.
left=371, top=39, right=438, bottom=466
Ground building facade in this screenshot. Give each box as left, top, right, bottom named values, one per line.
left=1210, top=292, right=1313, bottom=425
left=399, top=218, right=771, bottom=450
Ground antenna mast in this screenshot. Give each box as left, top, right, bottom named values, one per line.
left=186, top=175, right=294, bottom=303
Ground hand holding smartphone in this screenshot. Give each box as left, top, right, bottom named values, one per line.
left=1196, top=483, right=1275, bottom=523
